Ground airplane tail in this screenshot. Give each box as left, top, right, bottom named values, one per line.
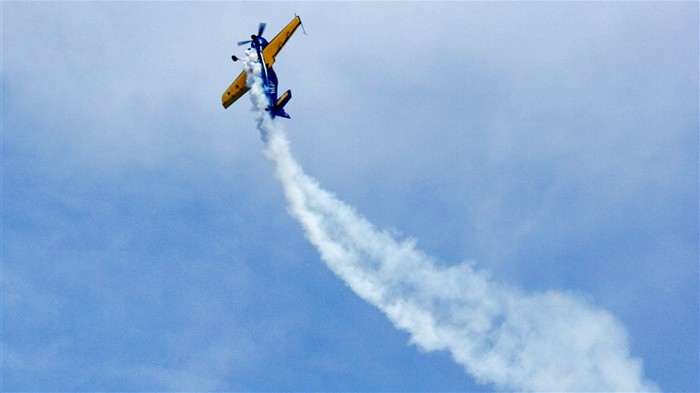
left=273, top=90, right=292, bottom=119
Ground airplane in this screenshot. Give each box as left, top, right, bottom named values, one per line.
left=222, top=16, right=305, bottom=119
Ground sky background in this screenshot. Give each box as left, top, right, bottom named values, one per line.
left=2, top=2, right=698, bottom=392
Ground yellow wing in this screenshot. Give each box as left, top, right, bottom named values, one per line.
left=261, top=16, right=302, bottom=69
left=222, top=70, right=248, bottom=109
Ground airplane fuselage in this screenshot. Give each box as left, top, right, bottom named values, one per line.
left=250, top=37, right=289, bottom=118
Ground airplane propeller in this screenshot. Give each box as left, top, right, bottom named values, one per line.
left=237, top=23, right=267, bottom=46
left=232, top=22, right=270, bottom=61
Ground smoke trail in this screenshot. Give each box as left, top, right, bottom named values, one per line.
left=242, top=52, right=659, bottom=392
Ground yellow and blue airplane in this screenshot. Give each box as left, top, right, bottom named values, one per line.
left=222, top=16, right=304, bottom=119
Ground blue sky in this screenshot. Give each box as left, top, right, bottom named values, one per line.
left=2, top=2, right=697, bottom=391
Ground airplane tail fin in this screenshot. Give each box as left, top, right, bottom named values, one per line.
left=273, top=90, right=292, bottom=119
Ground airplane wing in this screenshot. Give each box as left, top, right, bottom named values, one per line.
left=261, top=16, right=302, bottom=69
left=222, top=70, right=249, bottom=109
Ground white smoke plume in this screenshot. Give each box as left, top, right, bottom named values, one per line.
left=242, top=51, right=659, bottom=392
